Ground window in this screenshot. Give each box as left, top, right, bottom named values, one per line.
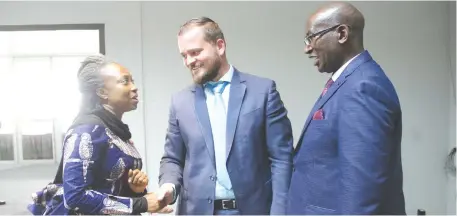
left=0, top=24, right=104, bottom=162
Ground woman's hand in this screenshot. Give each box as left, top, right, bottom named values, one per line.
left=128, top=169, right=148, bottom=193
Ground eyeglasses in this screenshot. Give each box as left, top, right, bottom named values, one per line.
left=304, top=24, right=342, bottom=46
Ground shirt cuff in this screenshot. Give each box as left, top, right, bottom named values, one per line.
left=162, top=183, right=177, bottom=204
left=132, top=197, right=148, bottom=214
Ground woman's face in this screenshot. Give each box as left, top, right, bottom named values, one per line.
left=99, top=63, right=139, bottom=114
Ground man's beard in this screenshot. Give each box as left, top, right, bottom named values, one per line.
left=192, top=59, right=221, bottom=85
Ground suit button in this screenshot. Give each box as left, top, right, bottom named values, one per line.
left=210, top=176, right=215, bottom=181
left=208, top=199, right=212, bottom=203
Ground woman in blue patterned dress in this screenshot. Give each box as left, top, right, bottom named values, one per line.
left=28, top=55, right=172, bottom=215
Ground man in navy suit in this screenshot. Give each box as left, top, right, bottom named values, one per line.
left=287, top=2, right=406, bottom=215
left=157, top=17, right=294, bottom=215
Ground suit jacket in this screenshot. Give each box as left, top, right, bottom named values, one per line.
left=287, top=51, right=406, bottom=215
left=159, top=69, right=293, bottom=215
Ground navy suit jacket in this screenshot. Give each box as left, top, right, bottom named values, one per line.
left=159, top=69, right=293, bottom=215
left=287, top=51, right=406, bottom=215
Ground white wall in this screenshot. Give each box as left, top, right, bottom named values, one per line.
left=451, top=2, right=456, bottom=88
left=0, top=1, right=455, bottom=215
left=142, top=2, right=454, bottom=214
left=446, top=1, right=456, bottom=214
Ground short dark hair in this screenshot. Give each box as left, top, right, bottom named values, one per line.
left=178, top=16, right=225, bottom=44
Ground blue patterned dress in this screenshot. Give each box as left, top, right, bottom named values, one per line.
left=28, top=124, right=146, bottom=215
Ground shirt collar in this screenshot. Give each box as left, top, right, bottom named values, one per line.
left=331, top=52, right=361, bottom=81
left=219, top=64, right=234, bottom=83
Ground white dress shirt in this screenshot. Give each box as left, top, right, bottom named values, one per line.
left=162, top=65, right=236, bottom=201
left=331, top=52, right=362, bottom=81
left=204, top=65, right=235, bottom=199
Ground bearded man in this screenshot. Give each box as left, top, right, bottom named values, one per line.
left=157, top=16, right=294, bottom=215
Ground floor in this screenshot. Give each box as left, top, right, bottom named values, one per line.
left=0, top=163, right=58, bottom=215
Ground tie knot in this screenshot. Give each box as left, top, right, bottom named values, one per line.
left=325, top=78, right=334, bottom=88
left=321, top=78, right=334, bottom=97
left=206, top=81, right=229, bottom=94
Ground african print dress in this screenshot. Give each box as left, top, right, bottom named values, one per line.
left=28, top=124, right=145, bottom=215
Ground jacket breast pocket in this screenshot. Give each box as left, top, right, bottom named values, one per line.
left=236, top=106, right=264, bottom=137
left=309, top=119, right=330, bottom=128
left=240, top=106, right=262, bottom=116
left=306, top=119, right=331, bottom=137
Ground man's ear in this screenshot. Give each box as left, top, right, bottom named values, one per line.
left=216, top=38, right=226, bottom=56
left=337, top=25, right=350, bottom=44
left=96, top=88, right=109, bottom=100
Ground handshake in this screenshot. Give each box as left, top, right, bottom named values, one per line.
left=128, top=169, right=174, bottom=214
left=142, top=184, right=175, bottom=214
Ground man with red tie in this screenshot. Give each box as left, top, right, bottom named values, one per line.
left=287, top=2, right=406, bottom=215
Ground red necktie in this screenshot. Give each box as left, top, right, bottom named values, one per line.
left=322, top=78, right=334, bottom=96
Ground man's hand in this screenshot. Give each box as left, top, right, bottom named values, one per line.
left=128, top=169, right=148, bottom=193
left=143, top=192, right=173, bottom=213
left=157, top=183, right=175, bottom=206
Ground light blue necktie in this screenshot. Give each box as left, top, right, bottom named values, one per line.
left=206, top=81, right=232, bottom=190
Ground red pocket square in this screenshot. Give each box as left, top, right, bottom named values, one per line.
left=313, top=109, right=324, bottom=120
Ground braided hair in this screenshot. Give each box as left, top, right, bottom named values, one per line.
left=76, top=54, right=111, bottom=114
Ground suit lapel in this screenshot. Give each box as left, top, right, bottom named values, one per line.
left=226, top=70, right=246, bottom=160
left=294, top=50, right=373, bottom=154
left=193, top=85, right=216, bottom=166
left=293, top=78, right=348, bottom=154
left=313, top=76, right=348, bottom=112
